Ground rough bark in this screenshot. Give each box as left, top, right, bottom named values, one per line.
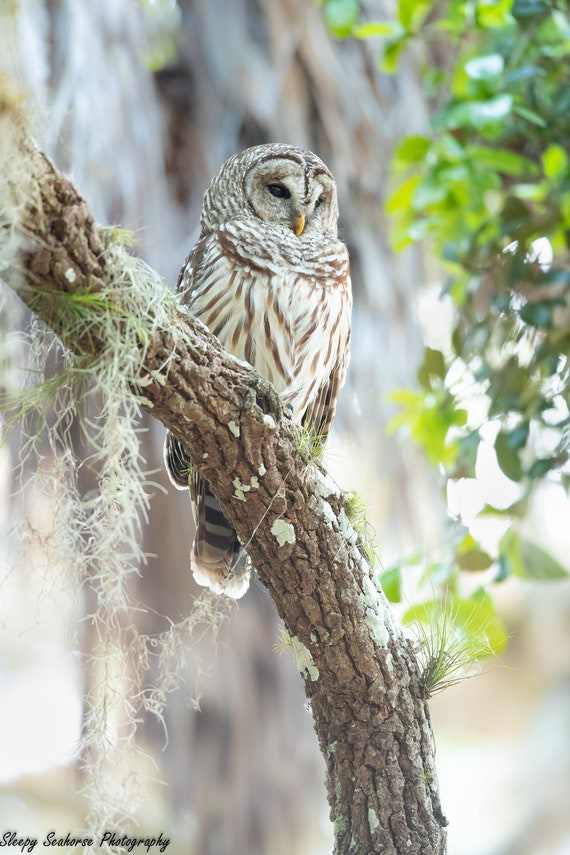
left=2, top=127, right=448, bottom=854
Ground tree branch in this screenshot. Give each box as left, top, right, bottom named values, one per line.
left=1, top=113, right=447, bottom=854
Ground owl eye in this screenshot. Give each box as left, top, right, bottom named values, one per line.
left=267, top=183, right=291, bottom=199
left=315, top=196, right=324, bottom=209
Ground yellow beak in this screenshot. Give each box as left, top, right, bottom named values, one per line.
left=293, top=212, right=305, bottom=237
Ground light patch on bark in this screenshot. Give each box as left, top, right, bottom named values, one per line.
left=227, top=420, right=240, bottom=437
left=315, top=471, right=340, bottom=498
left=334, top=816, right=348, bottom=834
left=262, top=413, right=276, bottom=429
left=362, top=569, right=382, bottom=603
left=361, top=569, right=390, bottom=648
left=138, top=369, right=166, bottom=388
left=321, top=500, right=337, bottom=526
left=366, top=610, right=389, bottom=647
left=368, top=807, right=380, bottom=834
left=270, top=518, right=295, bottom=546
left=232, top=475, right=260, bottom=501
left=290, top=635, right=319, bottom=681
left=258, top=463, right=266, bottom=476
left=64, top=267, right=77, bottom=283
left=338, top=507, right=358, bottom=544
left=232, top=477, right=247, bottom=501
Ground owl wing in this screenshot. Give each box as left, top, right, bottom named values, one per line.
left=164, top=234, right=251, bottom=597
left=301, top=337, right=351, bottom=443
left=296, top=252, right=352, bottom=445
left=165, top=229, right=249, bottom=508
left=164, top=231, right=227, bottom=488
left=163, top=238, right=201, bottom=489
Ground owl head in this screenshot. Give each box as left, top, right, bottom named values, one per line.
left=200, top=143, right=340, bottom=239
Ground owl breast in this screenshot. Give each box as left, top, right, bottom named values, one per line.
left=182, top=220, right=351, bottom=422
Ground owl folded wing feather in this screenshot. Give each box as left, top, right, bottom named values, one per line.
left=301, top=344, right=350, bottom=444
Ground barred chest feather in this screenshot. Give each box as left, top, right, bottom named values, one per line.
left=181, top=220, right=351, bottom=422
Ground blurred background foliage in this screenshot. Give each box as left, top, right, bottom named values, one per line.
left=1, top=1, right=570, bottom=854
left=321, top=0, right=570, bottom=662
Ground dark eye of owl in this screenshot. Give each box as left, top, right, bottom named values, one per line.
left=315, top=196, right=324, bottom=209
left=267, top=183, right=291, bottom=199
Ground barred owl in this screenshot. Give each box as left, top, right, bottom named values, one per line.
left=165, top=143, right=352, bottom=598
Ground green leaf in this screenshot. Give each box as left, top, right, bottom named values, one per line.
left=496, top=555, right=511, bottom=582
left=457, top=532, right=478, bottom=553
left=456, top=549, right=494, bottom=571
left=463, top=589, right=509, bottom=656
left=412, top=177, right=449, bottom=210
left=494, top=431, right=523, bottom=481
left=380, top=36, right=407, bottom=73
left=501, top=195, right=532, bottom=229
left=519, top=300, right=554, bottom=328
left=480, top=497, right=528, bottom=517
left=353, top=21, right=403, bottom=38
left=397, top=0, right=431, bottom=31
left=512, top=104, right=547, bottom=127
left=499, top=528, right=525, bottom=578
left=437, top=133, right=467, bottom=162
left=476, top=0, right=514, bottom=29
left=467, top=145, right=539, bottom=177
left=504, top=65, right=547, bottom=86
left=395, top=135, right=432, bottom=164
left=512, top=0, right=549, bottom=18
left=464, top=53, right=504, bottom=80
left=505, top=421, right=530, bottom=450
left=518, top=540, right=569, bottom=580
left=324, top=0, right=360, bottom=37
left=445, top=94, right=513, bottom=131
left=387, top=387, right=465, bottom=467
left=543, top=144, right=569, bottom=181
left=387, top=386, right=424, bottom=408
left=407, top=219, right=430, bottom=242
left=511, top=182, right=548, bottom=201
left=487, top=358, right=528, bottom=413
left=500, top=530, right=569, bottom=581
left=386, top=174, right=422, bottom=214
left=452, top=430, right=481, bottom=478
left=417, top=347, right=446, bottom=390
left=380, top=566, right=402, bottom=603
left=553, top=9, right=570, bottom=40
left=527, top=457, right=559, bottom=479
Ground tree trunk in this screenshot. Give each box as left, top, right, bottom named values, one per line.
left=1, top=111, right=447, bottom=854
left=5, top=1, right=445, bottom=848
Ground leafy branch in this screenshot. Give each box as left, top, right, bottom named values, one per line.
left=320, top=0, right=570, bottom=654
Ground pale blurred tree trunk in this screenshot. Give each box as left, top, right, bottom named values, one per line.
left=8, top=0, right=443, bottom=852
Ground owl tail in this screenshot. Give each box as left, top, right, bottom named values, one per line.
left=164, top=433, right=250, bottom=598
left=191, top=483, right=251, bottom=599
